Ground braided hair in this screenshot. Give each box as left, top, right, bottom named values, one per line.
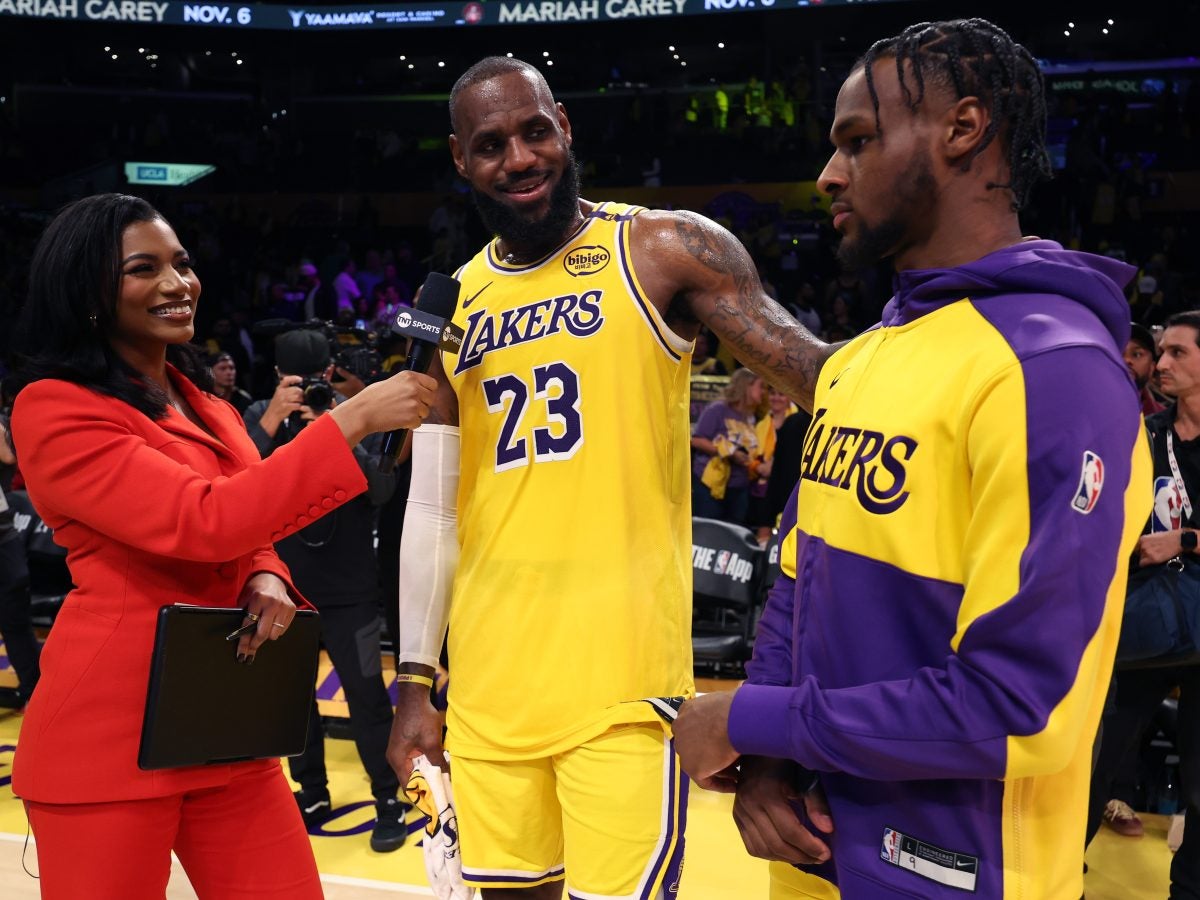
left=857, top=18, right=1052, bottom=210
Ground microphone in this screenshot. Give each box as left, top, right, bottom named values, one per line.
left=378, top=272, right=462, bottom=474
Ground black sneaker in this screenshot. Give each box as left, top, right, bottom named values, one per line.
left=370, top=797, right=409, bottom=853
left=294, top=787, right=333, bottom=828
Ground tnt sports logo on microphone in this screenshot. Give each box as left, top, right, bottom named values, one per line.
left=563, top=245, right=611, bottom=277
left=394, top=310, right=442, bottom=336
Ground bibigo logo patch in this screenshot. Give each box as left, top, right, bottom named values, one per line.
left=563, top=245, right=610, bottom=277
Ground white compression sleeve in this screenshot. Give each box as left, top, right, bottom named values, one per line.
left=397, top=424, right=460, bottom=668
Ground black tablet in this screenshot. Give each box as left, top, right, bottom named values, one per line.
left=138, top=605, right=321, bottom=770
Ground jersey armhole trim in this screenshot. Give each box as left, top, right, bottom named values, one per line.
left=617, top=213, right=694, bottom=362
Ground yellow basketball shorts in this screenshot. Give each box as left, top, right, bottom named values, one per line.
left=769, top=861, right=841, bottom=900
left=453, top=722, right=688, bottom=898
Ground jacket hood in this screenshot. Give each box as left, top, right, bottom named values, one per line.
left=881, top=239, right=1137, bottom=349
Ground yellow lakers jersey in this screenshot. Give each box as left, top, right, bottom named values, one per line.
left=443, top=201, right=695, bottom=760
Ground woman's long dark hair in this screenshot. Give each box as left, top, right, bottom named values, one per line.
left=9, top=193, right=212, bottom=419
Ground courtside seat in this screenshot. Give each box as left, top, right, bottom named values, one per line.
left=8, top=490, right=71, bottom=626
left=691, top=517, right=764, bottom=675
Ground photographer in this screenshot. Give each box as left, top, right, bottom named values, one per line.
left=243, top=329, right=409, bottom=853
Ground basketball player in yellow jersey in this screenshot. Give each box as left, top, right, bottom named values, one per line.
left=386, top=56, right=836, bottom=899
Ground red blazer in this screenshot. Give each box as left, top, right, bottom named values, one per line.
left=10, top=369, right=367, bottom=803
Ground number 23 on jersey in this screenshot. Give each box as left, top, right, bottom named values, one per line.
left=481, top=361, right=583, bottom=472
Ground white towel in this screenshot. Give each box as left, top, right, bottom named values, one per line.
left=404, top=755, right=471, bottom=900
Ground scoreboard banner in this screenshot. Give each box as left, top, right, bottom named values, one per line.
left=0, top=0, right=904, bottom=30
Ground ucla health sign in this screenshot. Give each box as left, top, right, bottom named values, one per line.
left=0, top=0, right=906, bottom=29
left=125, top=162, right=216, bottom=186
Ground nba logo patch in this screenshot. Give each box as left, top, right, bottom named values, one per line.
left=1071, top=450, right=1104, bottom=514
left=714, top=550, right=731, bottom=575
left=1152, top=476, right=1182, bottom=532
left=881, top=828, right=901, bottom=863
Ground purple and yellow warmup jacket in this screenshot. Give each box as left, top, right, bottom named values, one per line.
left=729, top=241, right=1152, bottom=899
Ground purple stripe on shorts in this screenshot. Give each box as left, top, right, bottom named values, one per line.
left=637, top=737, right=687, bottom=900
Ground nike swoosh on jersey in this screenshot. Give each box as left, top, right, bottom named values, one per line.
left=462, top=281, right=493, bottom=308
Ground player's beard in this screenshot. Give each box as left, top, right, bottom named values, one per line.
left=836, top=148, right=937, bottom=272
left=473, top=150, right=582, bottom=260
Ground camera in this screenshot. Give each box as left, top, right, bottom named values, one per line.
left=254, top=318, right=383, bottom=433
left=254, top=317, right=385, bottom=391
left=331, top=338, right=384, bottom=385
left=299, top=376, right=335, bottom=412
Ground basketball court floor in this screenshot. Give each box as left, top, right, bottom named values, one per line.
left=0, top=650, right=1180, bottom=899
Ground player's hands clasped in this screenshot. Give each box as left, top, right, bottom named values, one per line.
left=733, top=756, right=833, bottom=865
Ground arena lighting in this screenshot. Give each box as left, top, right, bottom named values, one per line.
left=1064, top=30, right=1071, bottom=36
left=673, top=53, right=679, bottom=59
left=1108, top=17, right=1114, bottom=24
left=437, top=60, right=445, bottom=67
left=111, top=52, right=118, bottom=58
left=399, top=54, right=406, bottom=60
left=236, top=59, right=243, bottom=64
left=408, top=63, right=414, bottom=69
left=138, top=46, right=144, bottom=52
left=542, top=50, right=549, bottom=57
left=717, top=42, right=725, bottom=48
left=1068, top=20, right=1075, bottom=27
left=1103, top=28, right=1109, bottom=34
left=668, top=44, right=675, bottom=51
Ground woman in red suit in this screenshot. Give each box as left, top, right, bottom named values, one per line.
left=7, top=194, right=436, bottom=899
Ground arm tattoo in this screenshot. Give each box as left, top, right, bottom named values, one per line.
left=673, top=212, right=837, bottom=411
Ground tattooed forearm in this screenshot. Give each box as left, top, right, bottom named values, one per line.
left=674, top=211, right=836, bottom=411
left=707, top=295, right=834, bottom=411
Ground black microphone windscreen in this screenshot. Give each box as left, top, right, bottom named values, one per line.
left=415, top=272, right=461, bottom=320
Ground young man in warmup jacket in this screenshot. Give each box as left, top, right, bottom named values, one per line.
left=673, top=19, right=1152, bottom=900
